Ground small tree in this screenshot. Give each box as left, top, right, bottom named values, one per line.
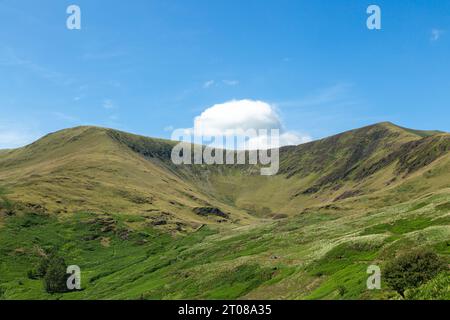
left=28, top=256, right=50, bottom=279
left=384, top=249, right=446, bottom=297
left=36, top=257, right=50, bottom=277
left=43, top=256, right=68, bottom=294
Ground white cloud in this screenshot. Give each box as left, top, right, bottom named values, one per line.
left=222, top=80, right=239, bottom=86
left=0, top=129, right=38, bottom=149
left=82, top=51, right=125, bottom=60
left=0, top=45, right=68, bottom=83
left=203, top=80, right=215, bottom=89
left=193, top=100, right=280, bottom=135
left=181, top=99, right=311, bottom=149
left=203, top=79, right=239, bottom=89
left=108, top=80, right=121, bottom=88
left=278, top=83, right=354, bottom=109
left=52, top=112, right=79, bottom=123
left=108, top=114, right=119, bottom=122
left=431, top=29, right=444, bottom=41
left=102, top=99, right=116, bottom=110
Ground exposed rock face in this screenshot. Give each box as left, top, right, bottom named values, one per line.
left=193, top=207, right=229, bottom=219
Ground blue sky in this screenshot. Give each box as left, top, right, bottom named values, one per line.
left=0, top=0, right=449, bottom=148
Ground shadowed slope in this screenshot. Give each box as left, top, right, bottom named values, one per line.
left=204, top=122, right=450, bottom=216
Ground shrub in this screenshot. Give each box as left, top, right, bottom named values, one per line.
left=405, top=272, right=450, bottom=300
left=27, top=269, right=37, bottom=279
left=36, top=257, right=50, bottom=277
left=28, top=256, right=50, bottom=279
left=43, top=256, right=68, bottom=294
left=384, top=249, right=447, bottom=297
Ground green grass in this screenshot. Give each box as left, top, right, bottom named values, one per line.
left=305, top=264, right=368, bottom=300
left=362, top=216, right=450, bottom=236
left=307, top=241, right=383, bottom=277
left=1, top=191, right=448, bottom=300
left=405, top=272, right=450, bottom=300
left=0, top=123, right=449, bottom=300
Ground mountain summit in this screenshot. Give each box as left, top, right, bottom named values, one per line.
left=0, top=123, right=448, bottom=231
left=0, top=122, right=449, bottom=300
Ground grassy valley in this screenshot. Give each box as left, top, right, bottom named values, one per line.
left=0, top=122, right=448, bottom=300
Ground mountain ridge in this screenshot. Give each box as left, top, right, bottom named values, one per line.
left=0, top=122, right=449, bottom=229
left=0, top=122, right=449, bottom=300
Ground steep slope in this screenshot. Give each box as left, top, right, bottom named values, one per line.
left=0, top=126, right=255, bottom=233
left=0, top=122, right=448, bottom=224
left=204, top=122, right=450, bottom=216
left=0, top=122, right=448, bottom=300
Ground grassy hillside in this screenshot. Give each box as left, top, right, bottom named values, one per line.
left=204, top=122, right=450, bottom=216
left=0, top=122, right=448, bottom=300
left=0, top=126, right=256, bottom=233
left=0, top=191, right=448, bottom=300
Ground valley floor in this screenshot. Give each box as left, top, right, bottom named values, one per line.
left=1, top=190, right=449, bottom=300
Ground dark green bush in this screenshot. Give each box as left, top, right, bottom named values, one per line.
left=384, top=249, right=446, bottom=297
left=28, top=256, right=50, bottom=279
left=43, top=255, right=68, bottom=294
